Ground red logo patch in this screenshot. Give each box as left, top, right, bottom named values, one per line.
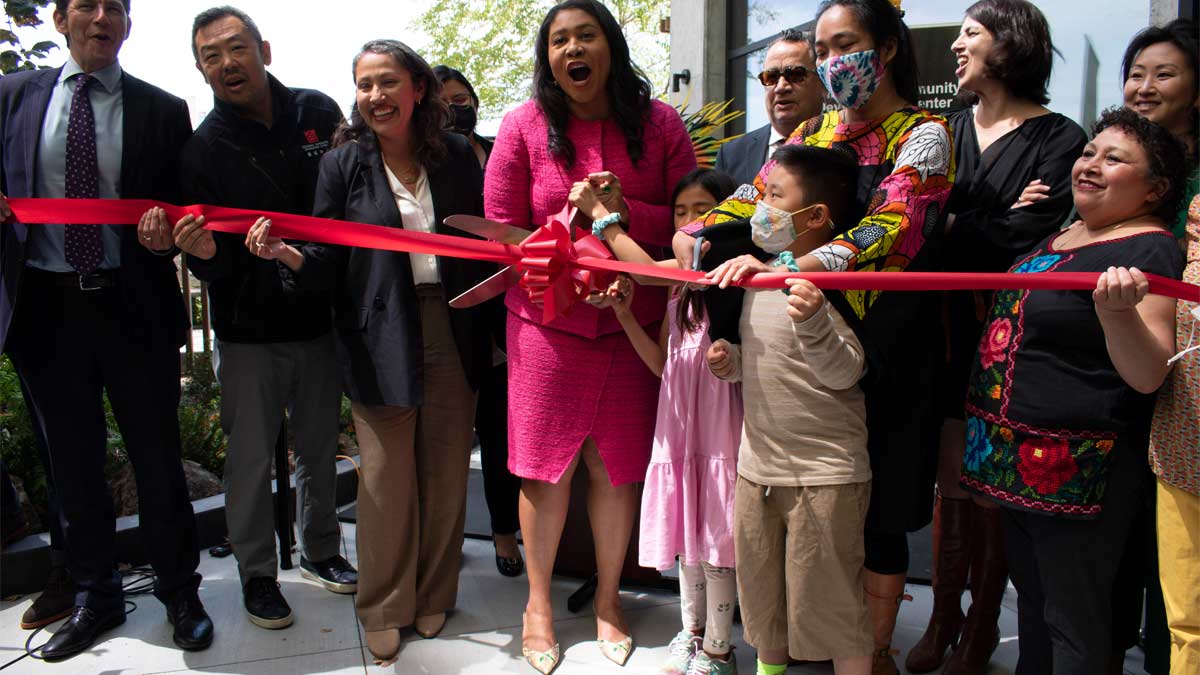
left=304, top=129, right=319, bottom=144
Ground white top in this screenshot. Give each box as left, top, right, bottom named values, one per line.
left=384, top=163, right=440, bottom=285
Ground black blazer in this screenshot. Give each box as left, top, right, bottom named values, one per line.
left=295, top=131, right=493, bottom=407
left=714, top=124, right=772, bottom=187
left=0, top=66, right=192, bottom=351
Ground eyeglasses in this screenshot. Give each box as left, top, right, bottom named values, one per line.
left=757, top=65, right=810, bottom=87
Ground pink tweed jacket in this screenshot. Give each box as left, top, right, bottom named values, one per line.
left=484, top=99, right=697, bottom=338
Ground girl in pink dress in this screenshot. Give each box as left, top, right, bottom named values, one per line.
left=482, top=2, right=696, bottom=672
left=588, top=169, right=743, bottom=675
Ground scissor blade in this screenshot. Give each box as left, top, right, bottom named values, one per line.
left=444, top=214, right=530, bottom=245
left=449, top=265, right=520, bottom=308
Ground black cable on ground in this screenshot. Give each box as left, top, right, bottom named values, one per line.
left=0, top=566, right=157, bottom=670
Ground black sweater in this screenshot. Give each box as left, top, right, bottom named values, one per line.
left=180, top=74, right=343, bottom=343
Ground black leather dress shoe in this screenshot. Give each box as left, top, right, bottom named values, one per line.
left=166, top=591, right=214, bottom=651
left=300, top=555, right=357, bottom=594
left=41, top=605, right=126, bottom=661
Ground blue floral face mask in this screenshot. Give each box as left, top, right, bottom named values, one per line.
left=816, top=49, right=884, bottom=110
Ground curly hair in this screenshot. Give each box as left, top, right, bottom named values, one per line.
left=333, top=39, right=450, bottom=170
left=815, top=0, right=920, bottom=104
left=962, top=0, right=1058, bottom=105
left=532, top=0, right=653, bottom=168
left=1091, top=106, right=1189, bottom=224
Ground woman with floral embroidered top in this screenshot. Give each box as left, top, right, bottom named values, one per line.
left=683, top=2, right=955, bottom=671
left=960, top=107, right=1186, bottom=675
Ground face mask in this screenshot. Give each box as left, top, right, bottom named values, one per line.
left=816, top=49, right=884, bottom=110
left=751, top=201, right=817, bottom=253
left=449, top=103, right=477, bottom=135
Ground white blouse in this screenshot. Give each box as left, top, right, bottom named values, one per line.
left=384, top=162, right=440, bottom=286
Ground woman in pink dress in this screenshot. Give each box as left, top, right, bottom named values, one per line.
left=483, top=1, right=696, bottom=671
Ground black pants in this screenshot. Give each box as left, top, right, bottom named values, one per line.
left=7, top=273, right=200, bottom=611
left=475, top=362, right=519, bottom=536
left=1003, top=443, right=1145, bottom=675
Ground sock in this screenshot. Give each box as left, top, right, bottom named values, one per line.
left=756, top=660, right=787, bottom=675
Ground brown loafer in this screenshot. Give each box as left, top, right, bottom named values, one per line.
left=414, top=612, right=446, bottom=639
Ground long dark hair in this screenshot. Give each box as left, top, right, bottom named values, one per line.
left=533, top=0, right=654, bottom=168
left=333, top=39, right=450, bottom=169
left=671, top=169, right=738, bottom=334
left=815, top=0, right=920, bottom=105
left=963, top=0, right=1057, bottom=105
left=1121, top=19, right=1199, bottom=156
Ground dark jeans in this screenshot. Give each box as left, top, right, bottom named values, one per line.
left=7, top=274, right=200, bottom=611
left=475, top=362, right=519, bottom=536
left=1003, top=442, right=1145, bottom=675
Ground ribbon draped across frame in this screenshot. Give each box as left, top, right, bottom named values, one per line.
left=7, top=198, right=1200, bottom=320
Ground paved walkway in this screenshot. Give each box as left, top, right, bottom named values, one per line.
left=0, top=522, right=1148, bottom=674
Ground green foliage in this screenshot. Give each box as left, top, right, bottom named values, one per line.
left=0, top=355, right=46, bottom=512
left=179, top=353, right=226, bottom=477
left=676, top=99, right=745, bottom=169
left=0, top=353, right=228, bottom=533
left=2, top=0, right=59, bottom=75
left=417, top=0, right=670, bottom=118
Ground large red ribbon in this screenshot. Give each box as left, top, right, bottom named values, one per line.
left=8, top=199, right=1200, bottom=314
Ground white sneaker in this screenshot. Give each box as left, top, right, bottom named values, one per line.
left=659, top=629, right=702, bottom=675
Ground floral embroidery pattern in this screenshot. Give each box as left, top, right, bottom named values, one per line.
left=959, top=246, right=1127, bottom=517
left=1017, top=438, right=1076, bottom=496
left=979, top=319, right=1013, bottom=369
left=961, top=412, right=1117, bottom=517
left=1014, top=254, right=1062, bottom=273
left=964, top=417, right=992, bottom=473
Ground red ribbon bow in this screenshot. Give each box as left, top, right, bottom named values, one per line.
left=516, top=209, right=617, bottom=323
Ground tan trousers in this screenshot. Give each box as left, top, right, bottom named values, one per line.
left=352, top=288, right=477, bottom=632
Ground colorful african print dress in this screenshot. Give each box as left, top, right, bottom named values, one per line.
left=961, top=230, right=1185, bottom=517
left=696, top=107, right=955, bottom=531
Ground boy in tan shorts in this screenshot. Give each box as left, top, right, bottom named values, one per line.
left=706, top=144, right=873, bottom=675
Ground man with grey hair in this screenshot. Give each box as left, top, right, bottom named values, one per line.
left=716, top=29, right=826, bottom=185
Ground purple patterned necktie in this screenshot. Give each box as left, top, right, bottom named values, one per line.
left=64, top=73, right=102, bottom=274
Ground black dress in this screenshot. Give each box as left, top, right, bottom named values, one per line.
left=940, top=109, right=1087, bottom=417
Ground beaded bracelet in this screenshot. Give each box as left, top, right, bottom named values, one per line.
left=591, top=212, right=622, bottom=239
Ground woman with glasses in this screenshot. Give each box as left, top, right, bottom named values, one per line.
left=910, top=2, right=1087, bottom=674
left=673, top=1, right=955, bottom=672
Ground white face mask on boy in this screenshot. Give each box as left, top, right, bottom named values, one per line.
left=750, top=202, right=817, bottom=253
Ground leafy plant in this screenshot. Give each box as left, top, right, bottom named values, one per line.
left=673, top=97, right=746, bottom=169
left=2, top=0, right=58, bottom=75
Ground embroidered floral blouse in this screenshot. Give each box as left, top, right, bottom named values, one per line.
left=1150, top=194, right=1200, bottom=495
left=960, top=229, right=1185, bottom=518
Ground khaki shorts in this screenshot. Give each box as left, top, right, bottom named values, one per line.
left=734, top=476, right=873, bottom=661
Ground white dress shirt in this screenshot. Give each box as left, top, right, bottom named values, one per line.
left=764, top=126, right=787, bottom=167
left=384, top=163, right=440, bottom=285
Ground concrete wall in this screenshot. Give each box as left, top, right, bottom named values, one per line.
left=667, top=0, right=728, bottom=113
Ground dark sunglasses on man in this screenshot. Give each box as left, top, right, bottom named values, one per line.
left=757, top=65, right=810, bottom=87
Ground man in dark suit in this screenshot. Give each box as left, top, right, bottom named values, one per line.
left=714, top=29, right=825, bottom=185
left=0, top=0, right=213, bottom=660
left=172, top=6, right=355, bottom=631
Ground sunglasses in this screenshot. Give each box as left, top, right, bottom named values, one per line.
left=757, top=65, right=810, bottom=87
